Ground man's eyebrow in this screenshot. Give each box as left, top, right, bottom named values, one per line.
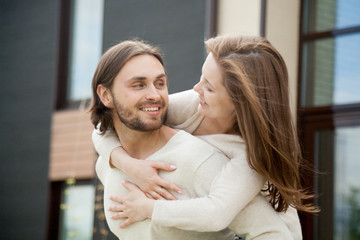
left=129, top=76, right=146, bottom=81
left=156, top=73, right=167, bottom=79
left=128, top=73, right=167, bottom=82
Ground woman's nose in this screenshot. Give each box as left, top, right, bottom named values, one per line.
left=193, top=80, right=202, bottom=94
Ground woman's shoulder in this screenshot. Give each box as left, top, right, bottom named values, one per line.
left=197, top=134, right=245, bottom=158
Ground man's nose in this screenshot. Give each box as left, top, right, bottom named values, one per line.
left=145, top=85, right=161, bottom=100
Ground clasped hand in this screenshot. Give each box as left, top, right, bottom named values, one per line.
left=111, top=147, right=182, bottom=200
left=109, top=180, right=155, bottom=228
left=108, top=152, right=183, bottom=228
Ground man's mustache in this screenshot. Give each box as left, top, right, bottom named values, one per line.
left=137, top=100, right=166, bottom=108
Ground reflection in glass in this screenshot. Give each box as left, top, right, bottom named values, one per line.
left=301, top=33, right=360, bottom=107
left=304, top=0, right=360, bottom=33
left=68, top=0, right=104, bottom=102
left=333, top=34, right=360, bottom=105
left=315, top=126, right=360, bottom=239
left=333, top=127, right=360, bottom=239
left=59, top=184, right=95, bottom=240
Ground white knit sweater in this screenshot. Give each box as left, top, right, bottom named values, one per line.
left=96, top=130, right=238, bottom=240
left=92, top=89, right=302, bottom=240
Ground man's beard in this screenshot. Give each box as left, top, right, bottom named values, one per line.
left=112, top=95, right=167, bottom=132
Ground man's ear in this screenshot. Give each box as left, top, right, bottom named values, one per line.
left=97, top=85, right=114, bottom=108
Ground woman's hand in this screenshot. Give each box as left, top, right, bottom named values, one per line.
left=111, top=147, right=182, bottom=200
left=109, top=180, right=156, bottom=228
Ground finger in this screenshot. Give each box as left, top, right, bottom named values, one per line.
left=110, top=195, right=125, bottom=204
left=145, top=193, right=155, bottom=199
left=121, top=180, right=141, bottom=192
left=111, top=212, right=128, bottom=220
left=158, top=187, right=177, bottom=200
left=151, top=161, right=177, bottom=172
left=157, top=178, right=183, bottom=195
left=154, top=186, right=176, bottom=200
left=119, top=218, right=134, bottom=228
left=108, top=204, right=125, bottom=212
left=149, top=190, right=165, bottom=200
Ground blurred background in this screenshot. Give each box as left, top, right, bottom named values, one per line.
left=0, top=0, right=359, bottom=239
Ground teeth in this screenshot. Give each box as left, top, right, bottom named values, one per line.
left=142, top=107, right=159, bottom=111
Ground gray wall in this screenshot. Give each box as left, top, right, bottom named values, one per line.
left=0, top=1, right=57, bottom=239
left=103, top=0, right=207, bottom=93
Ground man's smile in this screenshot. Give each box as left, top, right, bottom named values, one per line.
left=140, top=107, right=160, bottom=112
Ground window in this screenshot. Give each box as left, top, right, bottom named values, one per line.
left=304, top=0, right=360, bottom=33
left=301, top=1, right=360, bottom=107
left=58, top=181, right=95, bottom=240
left=315, top=127, right=360, bottom=239
left=68, top=0, right=104, bottom=103
left=301, top=33, right=360, bottom=107
left=299, top=0, right=360, bottom=239
left=56, top=0, right=104, bottom=109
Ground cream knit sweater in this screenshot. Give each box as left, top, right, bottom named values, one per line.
left=92, top=89, right=301, bottom=240
left=96, top=130, right=238, bottom=240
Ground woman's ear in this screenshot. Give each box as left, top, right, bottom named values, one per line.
left=97, top=85, right=114, bottom=108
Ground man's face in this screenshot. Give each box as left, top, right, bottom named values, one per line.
left=110, top=54, right=168, bottom=132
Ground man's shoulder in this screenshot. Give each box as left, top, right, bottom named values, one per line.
left=172, top=131, right=229, bottom=178
left=170, top=131, right=228, bottom=162
left=173, top=130, right=216, bottom=150
left=152, top=130, right=228, bottom=172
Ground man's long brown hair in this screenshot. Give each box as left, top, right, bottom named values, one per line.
left=205, top=35, right=316, bottom=213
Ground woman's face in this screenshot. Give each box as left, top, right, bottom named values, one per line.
left=193, top=53, right=236, bottom=120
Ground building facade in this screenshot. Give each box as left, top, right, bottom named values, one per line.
left=0, top=0, right=359, bottom=239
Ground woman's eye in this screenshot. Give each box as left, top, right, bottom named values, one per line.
left=206, top=86, right=213, bottom=92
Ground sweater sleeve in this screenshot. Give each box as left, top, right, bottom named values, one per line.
left=92, top=127, right=121, bottom=164
left=166, top=89, right=200, bottom=127
left=278, top=206, right=302, bottom=240
left=228, top=194, right=293, bottom=239
left=95, top=156, right=108, bottom=185
left=152, top=151, right=265, bottom=232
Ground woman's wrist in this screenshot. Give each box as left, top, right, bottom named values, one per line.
left=110, top=147, right=135, bottom=173
left=146, top=199, right=156, bottom=219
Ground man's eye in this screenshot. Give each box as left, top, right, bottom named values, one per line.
left=133, top=83, right=145, bottom=88
left=155, top=81, right=165, bottom=88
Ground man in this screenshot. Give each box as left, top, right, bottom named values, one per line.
left=89, top=39, right=292, bottom=240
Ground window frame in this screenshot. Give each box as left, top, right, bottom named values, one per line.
left=55, top=0, right=71, bottom=110
left=298, top=0, right=360, bottom=238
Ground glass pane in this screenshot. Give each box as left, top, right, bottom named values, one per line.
left=304, top=0, right=360, bottom=33
left=68, top=0, right=104, bottom=102
left=59, top=184, right=95, bottom=240
left=301, top=32, right=360, bottom=107
left=333, top=127, right=360, bottom=239
left=315, top=126, right=360, bottom=239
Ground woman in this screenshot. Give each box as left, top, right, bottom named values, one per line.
left=93, top=35, right=317, bottom=239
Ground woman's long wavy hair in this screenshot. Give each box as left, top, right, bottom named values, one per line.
left=205, top=35, right=317, bottom=213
